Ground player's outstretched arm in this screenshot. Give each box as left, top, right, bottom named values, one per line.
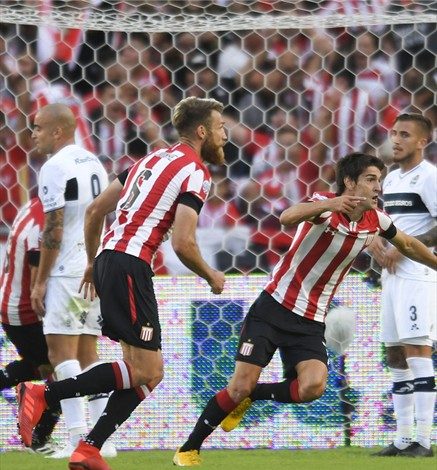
left=280, top=195, right=366, bottom=227
left=389, top=229, right=437, bottom=271
left=172, top=203, right=225, bottom=294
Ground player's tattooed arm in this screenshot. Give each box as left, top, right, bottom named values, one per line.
left=42, top=208, right=64, bottom=249
left=32, top=207, right=64, bottom=315
left=415, top=225, right=437, bottom=248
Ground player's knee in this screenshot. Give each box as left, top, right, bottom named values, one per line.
left=228, top=381, right=254, bottom=402
left=148, top=368, right=164, bottom=390
left=299, top=379, right=326, bottom=402
left=386, top=348, right=407, bottom=369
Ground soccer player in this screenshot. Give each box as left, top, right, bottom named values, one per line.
left=16, top=96, right=227, bottom=470
left=371, top=114, right=436, bottom=457
left=170, top=152, right=437, bottom=466
left=0, top=197, right=61, bottom=454
left=28, top=103, right=115, bottom=458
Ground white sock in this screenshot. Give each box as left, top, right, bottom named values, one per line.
left=389, top=367, right=414, bottom=450
left=406, top=356, right=436, bottom=449
left=55, top=360, right=88, bottom=447
left=82, top=361, right=110, bottom=427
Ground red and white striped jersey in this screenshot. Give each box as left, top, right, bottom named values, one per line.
left=101, top=143, right=211, bottom=265
left=0, top=198, right=44, bottom=326
left=333, top=88, right=375, bottom=160
left=265, top=192, right=393, bottom=323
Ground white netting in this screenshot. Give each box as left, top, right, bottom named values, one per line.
left=1, top=0, right=436, bottom=279
left=0, top=0, right=437, bottom=453
left=1, top=1, right=436, bottom=31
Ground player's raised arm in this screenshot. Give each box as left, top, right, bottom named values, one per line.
left=280, top=195, right=366, bottom=227
left=388, top=229, right=437, bottom=271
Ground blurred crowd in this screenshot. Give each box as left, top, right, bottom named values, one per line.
left=1, top=0, right=436, bottom=275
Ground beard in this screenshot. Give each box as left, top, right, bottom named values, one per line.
left=200, top=135, right=225, bottom=165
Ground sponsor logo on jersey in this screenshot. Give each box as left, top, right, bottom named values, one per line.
left=74, top=156, right=95, bottom=164
left=384, top=193, right=429, bottom=214
left=239, top=341, right=254, bottom=356
left=140, top=326, right=154, bottom=342
left=324, top=226, right=337, bottom=236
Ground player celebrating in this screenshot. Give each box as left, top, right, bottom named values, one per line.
left=371, top=114, right=436, bottom=457
left=170, top=152, right=437, bottom=466
left=16, top=96, right=227, bottom=470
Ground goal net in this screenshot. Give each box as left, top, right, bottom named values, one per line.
left=0, top=0, right=436, bottom=452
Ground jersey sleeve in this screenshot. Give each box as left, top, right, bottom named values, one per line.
left=26, top=221, right=41, bottom=252
left=38, top=162, right=67, bottom=212
left=180, top=167, right=211, bottom=204
left=421, top=169, right=437, bottom=217
left=376, top=210, right=397, bottom=239
left=309, top=191, right=332, bottom=224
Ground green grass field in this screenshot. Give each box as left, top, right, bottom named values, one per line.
left=0, top=447, right=435, bottom=470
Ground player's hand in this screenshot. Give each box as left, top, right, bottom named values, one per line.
left=31, top=282, right=46, bottom=317
left=328, top=195, right=367, bottom=214
left=207, top=270, right=225, bottom=295
left=79, top=263, right=97, bottom=301
left=383, top=246, right=402, bottom=274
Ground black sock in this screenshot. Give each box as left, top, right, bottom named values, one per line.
left=31, top=402, right=62, bottom=447
left=45, top=362, right=119, bottom=407
left=250, top=379, right=300, bottom=403
left=180, top=395, right=230, bottom=452
left=85, top=388, right=144, bottom=449
left=0, top=360, right=38, bottom=390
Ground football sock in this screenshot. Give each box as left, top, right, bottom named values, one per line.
left=406, top=357, right=436, bottom=449
left=32, top=402, right=62, bottom=447
left=45, top=360, right=132, bottom=408
left=180, top=389, right=237, bottom=452
left=82, top=362, right=110, bottom=426
left=389, top=367, right=414, bottom=450
left=0, top=360, right=38, bottom=390
left=54, top=360, right=87, bottom=446
left=85, top=385, right=150, bottom=449
left=250, top=378, right=302, bottom=403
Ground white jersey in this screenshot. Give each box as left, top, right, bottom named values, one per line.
left=383, top=160, right=436, bottom=281
left=38, top=144, right=108, bottom=277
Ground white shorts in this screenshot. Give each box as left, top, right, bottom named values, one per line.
left=43, top=276, right=102, bottom=336
left=380, top=274, right=436, bottom=346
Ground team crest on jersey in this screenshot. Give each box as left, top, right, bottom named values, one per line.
left=202, top=180, right=211, bottom=195
left=140, top=326, right=154, bottom=342
left=239, top=341, right=254, bottom=356
left=409, top=175, right=419, bottom=186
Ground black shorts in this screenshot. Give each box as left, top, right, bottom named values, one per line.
left=93, top=250, right=161, bottom=351
left=2, top=321, right=50, bottom=367
left=235, top=291, right=328, bottom=378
